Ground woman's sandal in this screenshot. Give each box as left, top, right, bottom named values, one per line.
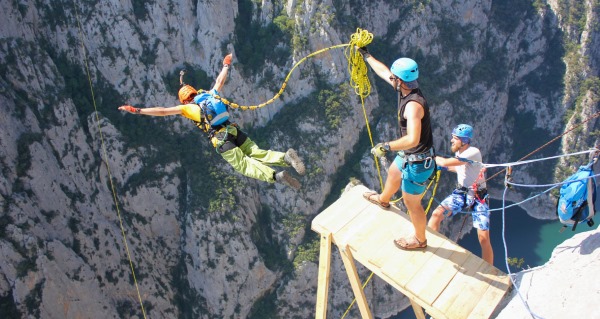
left=363, top=191, right=391, bottom=209
left=394, top=235, right=427, bottom=250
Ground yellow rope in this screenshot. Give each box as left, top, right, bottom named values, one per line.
left=338, top=29, right=387, bottom=319
left=203, top=44, right=348, bottom=110
left=340, top=272, right=375, bottom=319
left=199, top=28, right=374, bottom=108
left=73, top=3, right=147, bottom=318
left=345, top=28, right=374, bottom=98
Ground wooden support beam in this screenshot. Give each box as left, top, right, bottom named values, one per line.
left=410, top=299, right=427, bottom=319
left=339, top=245, right=373, bottom=319
left=315, top=234, right=332, bottom=319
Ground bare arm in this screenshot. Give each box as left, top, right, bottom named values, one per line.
left=118, top=105, right=184, bottom=116
left=363, top=54, right=395, bottom=87
left=387, top=101, right=423, bottom=151
left=435, top=156, right=464, bottom=173
left=213, top=53, right=232, bottom=92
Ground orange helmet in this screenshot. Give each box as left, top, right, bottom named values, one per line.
left=178, top=85, right=197, bottom=103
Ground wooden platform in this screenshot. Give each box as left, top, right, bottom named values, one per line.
left=311, top=185, right=511, bottom=319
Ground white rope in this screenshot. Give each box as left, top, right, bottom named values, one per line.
left=506, top=172, right=600, bottom=188
left=501, top=185, right=546, bottom=319
left=482, top=149, right=597, bottom=168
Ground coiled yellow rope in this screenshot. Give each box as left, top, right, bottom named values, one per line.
left=345, top=28, right=374, bottom=98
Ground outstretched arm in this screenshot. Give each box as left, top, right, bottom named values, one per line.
left=359, top=50, right=395, bottom=87
left=435, top=156, right=463, bottom=173
left=213, top=53, right=232, bottom=92
left=118, top=105, right=184, bottom=116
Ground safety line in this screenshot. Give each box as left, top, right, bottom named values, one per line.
left=506, top=172, right=600, bottom=188
left=501, top=178, right=545, bottom=319
left=481, top=149, right=597, bottom=168
left=485, top=109, right=600, bottom=183
left=73, top=3, right=147, bottom=318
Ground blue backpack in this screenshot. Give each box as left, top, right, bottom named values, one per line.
left=557, top=160, right=597, bottom=231
left=194, top=91, right=230, bottom=127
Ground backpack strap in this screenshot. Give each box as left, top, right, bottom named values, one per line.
left=570, top=201, right=588, bottom=231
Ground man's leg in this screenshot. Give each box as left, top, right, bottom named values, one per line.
left=403, top=192, right=427, bottom=243
left=473, top=200, right=493, bottom=265
left=379, top=160, right=402, bottom=203
left=394, top=161, right=435, bottom=249
left=428, top=205, right=447, bottom=232
left=219, top=146, right=277, bottom=183
left=236, top=130, right=287, bottom=165
left=477, top=229, right=493, bottom=265
left=428, top=193, right=466, bottom=232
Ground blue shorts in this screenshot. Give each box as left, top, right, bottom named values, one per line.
left=393, top=155, right=435, bottom=195
left=440, top=191, right=490, bottom=230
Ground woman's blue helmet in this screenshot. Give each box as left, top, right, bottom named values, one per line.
left=390, top=58, right=419, bottom=82
left=452, top=124, right=473, bottom=143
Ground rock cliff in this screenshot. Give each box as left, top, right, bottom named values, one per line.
left=0, top=0, right=598, bottom=318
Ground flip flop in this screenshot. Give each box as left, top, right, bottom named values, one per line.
left=363, top=191, right=391, bottom=209
left=394, top=235, right=427, bottom=250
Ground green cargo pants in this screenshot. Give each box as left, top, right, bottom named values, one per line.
left=213, top=125, right=288, bottom=183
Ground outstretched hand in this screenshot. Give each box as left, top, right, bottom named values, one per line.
left=223, top=53, right=233, bottom=66
left=119, top=105, right=140, bottom=114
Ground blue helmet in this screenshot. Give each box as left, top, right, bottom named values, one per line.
left=390, top=58, right=419, bottom=82
left=452, top=124, right=473, bottom=142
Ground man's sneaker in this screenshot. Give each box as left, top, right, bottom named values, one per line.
left=275, top=171, right=301, bottom=189
left=284, top=148, right=306, bottom=175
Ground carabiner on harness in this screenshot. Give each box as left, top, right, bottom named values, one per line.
left=423, top=157, right=433, bottom=169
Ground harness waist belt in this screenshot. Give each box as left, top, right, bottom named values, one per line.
left=455, top=185, right=487, bottom=194
left=398, top=148, right=435, bottom=162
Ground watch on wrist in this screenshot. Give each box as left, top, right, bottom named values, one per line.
left=383, top=142, right=391, bottom=151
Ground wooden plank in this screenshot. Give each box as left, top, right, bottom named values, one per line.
left=466, top=271, right=511, bottom=319
left=347, top=208, right=403, bottom=255
left=311, top=185, right=371, bottom=235
left=351, top=222, right=399, bottom=267
left=445, top=261, right=498, bottom=319
left=406, top=239, right=471, bottom=306
left=339, top=245, right=373, bottom=319
left=379, top=246, right=434, bottom=291
left=367, top=211, right=417, bottom=268
left=332, top=204, right=380, bottom=247
left=432, top=254, right=485, bottom=314
left=375, top=227, right=449, bottom=290
left=315, top=234, right=332, bottom=319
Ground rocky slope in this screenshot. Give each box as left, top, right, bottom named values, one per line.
left=0, top=0, right=598, bottom=318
